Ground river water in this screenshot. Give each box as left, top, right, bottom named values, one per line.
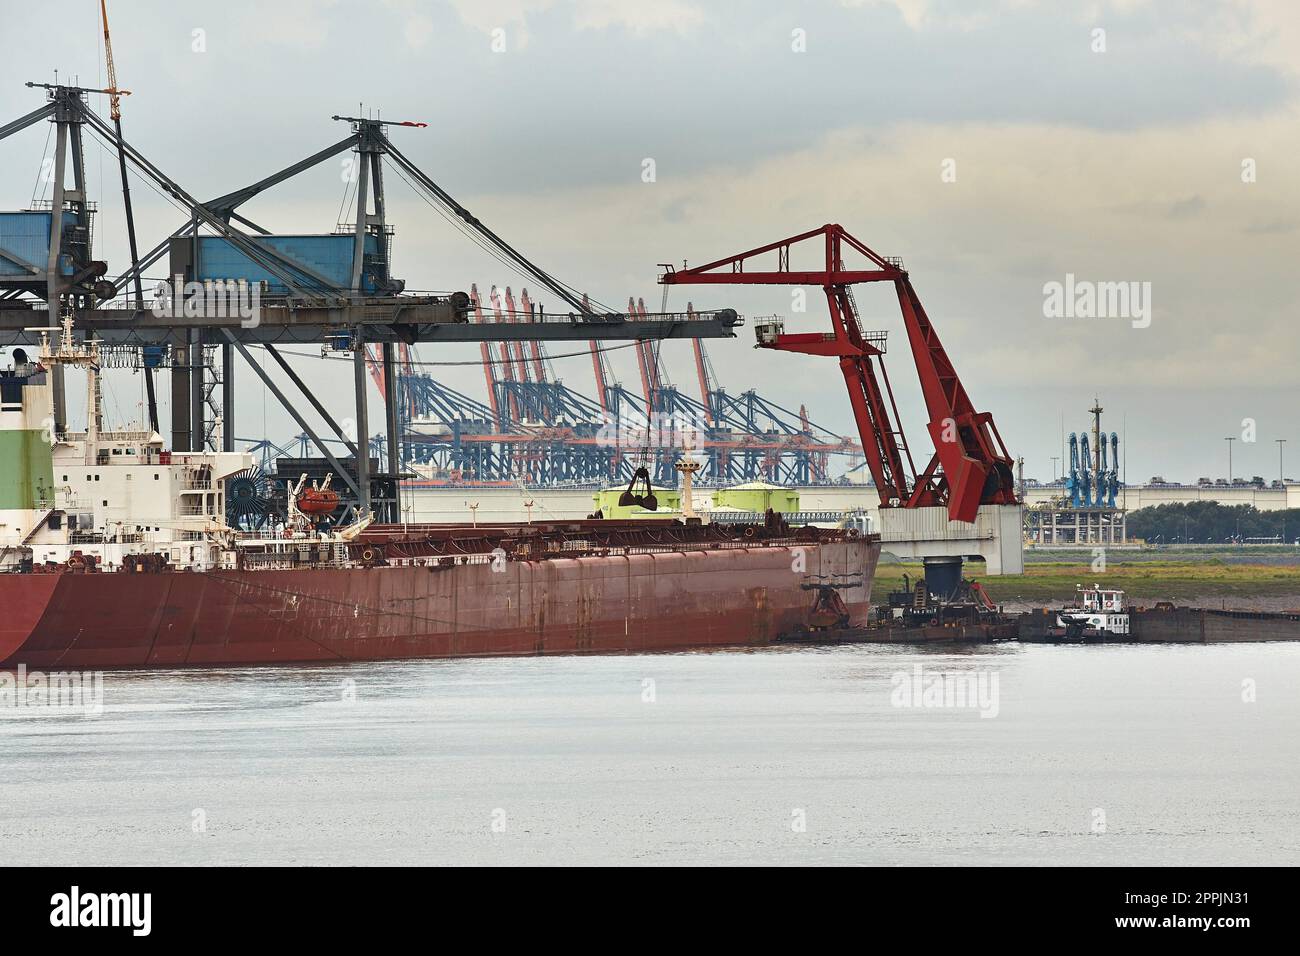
left=2, top=642, right=1297, bottom=866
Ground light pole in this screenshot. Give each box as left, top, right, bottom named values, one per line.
left=1278, top=438, right=1288, bottom=546
left=1051, top=457, right=1060, bottom=482
left=1225, top=436, right=1235, bottom=485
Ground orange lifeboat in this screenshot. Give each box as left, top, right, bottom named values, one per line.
left=297, top=486, right=340, bottom=515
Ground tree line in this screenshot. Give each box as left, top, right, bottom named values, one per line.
left=1127, top=501, right=1300, bottom=544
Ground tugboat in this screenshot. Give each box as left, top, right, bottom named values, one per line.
left=1052, top=584, right=1130, bottom=641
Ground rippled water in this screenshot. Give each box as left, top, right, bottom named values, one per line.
left=2, top=642, right=1297, bottom=865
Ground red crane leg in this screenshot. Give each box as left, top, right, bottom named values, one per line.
left=470, top=285, right=503, bottom=431
left=895, top=278, right=1015, bottom=522
left=520, top=289, right=549, bottom=383
left=589, top=342, right=610, bottom=416
left=488, top=286, right=522, bottom=424
left=838, top=356, right=896, bottom=507
left=503, top=287, right=532, bottom=386
left=631, top=298, right=654, bottom=413
left=363, top=345, right=386, bottom=396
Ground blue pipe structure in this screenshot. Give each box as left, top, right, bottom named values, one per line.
left=1066, top=433, right=1082, bottom=507
left=1078, top=433, right=1093, bottom=506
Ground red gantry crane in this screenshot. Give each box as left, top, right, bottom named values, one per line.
left=660, top=224, right=1017, bottom=523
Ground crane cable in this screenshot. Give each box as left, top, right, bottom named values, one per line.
left=385, top=157, right=622, bottom=316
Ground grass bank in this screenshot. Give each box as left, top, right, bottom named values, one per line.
left=873, top=558, right=1300, bottom=604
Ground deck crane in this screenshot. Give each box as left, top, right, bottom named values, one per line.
left=98, top=0, right=159, bottom=433
left=660, top=224, right=1017, bottom=523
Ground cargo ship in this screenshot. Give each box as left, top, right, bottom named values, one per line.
left=0, top=319, right=878, bottom=669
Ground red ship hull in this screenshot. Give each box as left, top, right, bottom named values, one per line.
left=1, top=540, right=878, bottom=669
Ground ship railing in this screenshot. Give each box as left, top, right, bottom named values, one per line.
left=609, top=539, right=826, bottom=556
left=239, top=557, right=343, bottom=571
left=235, top=540, right=352, bottom=570
left=225, top=531, right=864, bottom=570
left=167, top=452, right=234, bottom=466
left=231, top=531, right=335, bottom=544
left=400, top=536, right=859, bottom=565
left=708, top=510, right=860, bottom=525
left=58, top=428, right=157, bottom=445
left=107, top=530, right=173, bottom=545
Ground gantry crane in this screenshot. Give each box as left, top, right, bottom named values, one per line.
left=660, top=223, right=1017, bottom=523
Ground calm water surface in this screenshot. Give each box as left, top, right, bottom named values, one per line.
left=3, top=642, right=1297, bottom=865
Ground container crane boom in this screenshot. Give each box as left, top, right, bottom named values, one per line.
left=519, top=289, right=549, bottom=384
left=687, top=302, right=715, bottom=426
left=584, top=292, right=614, bottom=419
left=470, top=284, right=503, bottom=430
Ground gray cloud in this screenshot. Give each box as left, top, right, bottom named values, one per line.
left=1, top=0, right=1297, bottom=484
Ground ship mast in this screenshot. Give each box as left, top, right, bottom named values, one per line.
left=36, top=308, right=102, bottom=463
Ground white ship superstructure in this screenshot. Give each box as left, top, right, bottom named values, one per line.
left=1, top=315, right=250, bottom=572
left=1057, top=585, right=1130, bottom=638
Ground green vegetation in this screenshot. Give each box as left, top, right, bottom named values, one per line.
left=1127, top=501, right=1300, bottom=544
left=874, top=557, right=1300, bottom=604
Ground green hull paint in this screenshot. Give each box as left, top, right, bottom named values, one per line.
left=0, top=429, right=55, bottom=510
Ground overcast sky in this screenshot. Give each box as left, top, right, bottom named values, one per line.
left=2, top=0, right=1297, bottom=483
